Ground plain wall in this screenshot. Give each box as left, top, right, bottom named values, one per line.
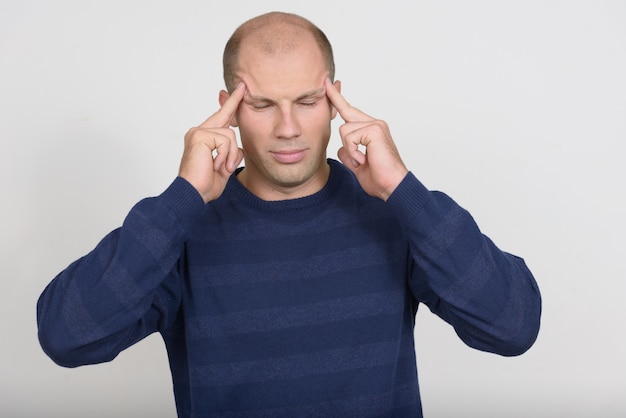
left=1, top=1, right=624, bottom=417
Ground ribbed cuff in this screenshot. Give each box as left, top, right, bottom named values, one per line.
left=386, top=172, right=431, bottom=222
left=159, top=177, right=206, bottom=232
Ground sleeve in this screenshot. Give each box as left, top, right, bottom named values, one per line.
left=36, top=177, right=206, bottom=367
left=386, top=172, right=542, bottom=356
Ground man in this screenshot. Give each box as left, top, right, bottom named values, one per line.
left=37, top=11, right=541, bottom=417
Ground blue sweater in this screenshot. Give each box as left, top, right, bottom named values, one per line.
left=37, top=159, right=541, bottom=417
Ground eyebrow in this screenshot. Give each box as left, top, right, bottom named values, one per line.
left=247, top=87, right=325, bottom=103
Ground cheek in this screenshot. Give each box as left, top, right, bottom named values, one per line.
left=301, top=107, right=332, bottom=132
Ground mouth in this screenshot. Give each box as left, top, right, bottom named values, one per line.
left=270, top=149, right=308, bottom=164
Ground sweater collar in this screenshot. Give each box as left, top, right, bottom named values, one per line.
left=226, top=159, right=346, bottom=212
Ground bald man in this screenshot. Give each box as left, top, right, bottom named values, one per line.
left=38, top=12, right=541, bottom=417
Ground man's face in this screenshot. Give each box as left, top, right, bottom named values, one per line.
left=221, top=34, right=339, bottom=200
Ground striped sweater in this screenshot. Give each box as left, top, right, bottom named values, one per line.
left=37, top=159, right=541, bottom=417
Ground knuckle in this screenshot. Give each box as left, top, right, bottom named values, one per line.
left=184, top=128, right=204, bottom=143
left=372, top=120, right=388, bottom=133
left=183, top=129, right=196, bottom=143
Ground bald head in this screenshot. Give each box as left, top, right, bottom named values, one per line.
left=222, top=12, right=335, bottom=92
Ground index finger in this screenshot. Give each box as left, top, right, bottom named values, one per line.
left=200, top=82, right=247, bottom=128
left=324, top=78, right=373, bottom=123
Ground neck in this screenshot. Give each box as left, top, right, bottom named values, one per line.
left=237, top=162, right=330, bottom=201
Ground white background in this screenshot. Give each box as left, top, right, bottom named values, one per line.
left=1, top=1, right=625, bottom=417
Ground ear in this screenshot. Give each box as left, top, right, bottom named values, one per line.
left=219, top=89, right=239, bottom=127
left=330, top=80, right=341, bottom=120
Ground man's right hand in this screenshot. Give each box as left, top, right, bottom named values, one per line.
left=178, top=83, right=246, bottom=203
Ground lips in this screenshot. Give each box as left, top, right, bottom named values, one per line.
left=270, top=149, right=307, bottom=164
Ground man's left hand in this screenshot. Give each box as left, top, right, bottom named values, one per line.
left=325, top=78, right=408, bottom=201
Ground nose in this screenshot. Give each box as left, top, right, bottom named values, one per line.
left=273, top=106, right=301, bottom=139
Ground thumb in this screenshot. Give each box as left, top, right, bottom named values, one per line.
left=337, top=147, right=361, bottom=171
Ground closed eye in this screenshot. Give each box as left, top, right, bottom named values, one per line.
left=249, top=102, right=272, bottom=110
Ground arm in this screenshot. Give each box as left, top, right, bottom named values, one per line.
left=387, top=173, right=541, bottom=356
left=37, top=83, right=247, bottom=367
left=325, top=78, right=541, bottom=356
left=37, top=178, right=204, bottom=367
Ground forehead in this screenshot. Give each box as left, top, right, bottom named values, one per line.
left=235, top=32, right=328, bottom=99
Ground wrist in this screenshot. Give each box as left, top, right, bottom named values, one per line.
left=381, top=167, right=409, bottom=201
